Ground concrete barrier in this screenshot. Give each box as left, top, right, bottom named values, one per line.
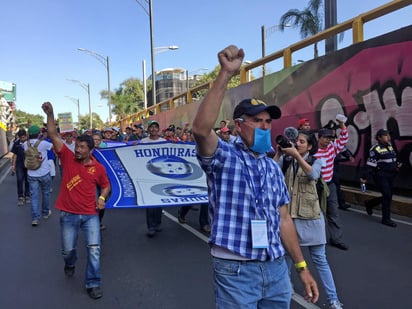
left=341, top=185, right=412, bottom=218
left=0, top=153, right=12, bottom=184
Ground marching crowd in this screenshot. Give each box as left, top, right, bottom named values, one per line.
left=8, top=45, right=402, bottom=308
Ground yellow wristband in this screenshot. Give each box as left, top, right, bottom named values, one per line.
left=98, top=196, right=106, bottom=201
left=294, top=261, right=307, bottom=269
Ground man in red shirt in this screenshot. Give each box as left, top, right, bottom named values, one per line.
left=42, top=102, right=110, bottom=300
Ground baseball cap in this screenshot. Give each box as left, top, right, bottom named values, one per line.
left=134, top=124, right=144, bottom=130
left=376, top=129, right=390, bottom=137
left=233, top=98, right=281, bottom=120
left=103, top=127, right=114, bottom=132
left=148, top=120, right=159, bottom=128
left=318, top=128, right=335, bottom=138
left=220, top=127, right=230, bottom=133
left=28, top=125, right=40, bottom=135
left=298, top=118, right=310, bottom=127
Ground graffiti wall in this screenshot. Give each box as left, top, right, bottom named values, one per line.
left=149, top=25, right=412, bottom=196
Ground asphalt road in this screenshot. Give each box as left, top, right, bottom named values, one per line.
left=1, top=168, right=411, bottom=309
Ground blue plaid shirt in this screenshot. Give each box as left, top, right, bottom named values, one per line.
left=197, top=137, right=290, bottom=261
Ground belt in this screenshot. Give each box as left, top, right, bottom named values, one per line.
left=214, top=255, right=273, bottom=262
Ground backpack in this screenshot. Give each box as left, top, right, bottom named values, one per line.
left=24, top=140, right=43, bottom=170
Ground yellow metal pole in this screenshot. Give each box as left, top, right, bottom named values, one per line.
left=283, top=48, right=292, bottom=68
left=240, top=68, right=247, bottom=84
left=352, top=17, right=364, bottom=43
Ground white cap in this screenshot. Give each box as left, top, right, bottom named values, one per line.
left=335, top=114, right=347, bottom=123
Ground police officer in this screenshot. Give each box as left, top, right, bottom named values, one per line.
left=360, top=129, right=401, bottom=227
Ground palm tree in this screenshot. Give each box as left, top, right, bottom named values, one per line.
left=279, top=0, right=323, bottom=58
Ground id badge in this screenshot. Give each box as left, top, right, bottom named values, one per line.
left=251, top=219, right=269, bottom=249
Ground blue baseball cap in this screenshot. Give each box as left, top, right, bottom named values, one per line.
left=233, top=98, right=281, bottom=120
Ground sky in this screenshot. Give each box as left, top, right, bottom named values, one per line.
left=1, top=0, right=411, bottom=124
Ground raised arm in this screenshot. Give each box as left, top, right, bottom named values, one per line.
left=41, top=102, right=64, bottom=152
left=192, top=45, right=244, bottom=157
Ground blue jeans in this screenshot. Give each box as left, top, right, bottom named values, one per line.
left=28, top=173, right=51, bottom=221
left=286, top=245, right=339, bottom=303
left=15, top=165, right=30, bottom=198
left=212, top=256, right=291, bottom=309
left=60, top=211, right=101, bottom=288
left=308, top=245, right=339, bottom=303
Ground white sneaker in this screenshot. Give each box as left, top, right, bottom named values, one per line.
left=17, top=197, right=24, bottom=206
left=328, top=300, right=343, bottom=309
left=43, top=210, right=52, bottom=219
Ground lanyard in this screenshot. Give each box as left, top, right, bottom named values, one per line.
left=239, top=150, right=269, bottom=219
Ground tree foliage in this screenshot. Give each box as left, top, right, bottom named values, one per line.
left=14, top=109, right=44, bottom=128
left=110, top=78, right=145, bottom=121
left=279, top=0, right=323, bottom=58
left=186, top=65, right=242, bottom=99
left=194, top=65, right=242, bottom=89
left=79, top=112, right=104, bottom=130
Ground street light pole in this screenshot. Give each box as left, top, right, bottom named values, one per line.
left=135, top=0, right=180, bottom=109
left=67, top=79, right=92, bottom=129
left=142, top=46, right=179, bottom=108
left=64, top=96, right=80, bottom=125
left=142, top=59, right=147, bottom=110
left=77, top=48, right=112, bottom=124
left=261, top=23, right=290, bottom=76
left=149, top=0, right=156, bottom=107
left=186, top=68, right=208, bottom=90
left=261, top=25, right=266, bottom=76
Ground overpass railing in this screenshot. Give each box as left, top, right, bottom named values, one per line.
left=119, top=0, right=412, bottom=127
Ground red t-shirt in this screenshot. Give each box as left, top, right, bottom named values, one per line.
left=56, top=145, right=110, bottom=214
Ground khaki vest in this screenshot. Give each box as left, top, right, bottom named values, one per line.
left=285, top=160, right=321, bottom=220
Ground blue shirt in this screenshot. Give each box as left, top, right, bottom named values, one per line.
left=197, top=136, right=290, bottom=261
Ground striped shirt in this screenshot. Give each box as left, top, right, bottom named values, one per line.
left=197, top=137, right=290, bottom=261
left=314, top=128, right=348, bottom=182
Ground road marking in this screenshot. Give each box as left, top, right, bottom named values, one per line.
left=163, top=210, right=321, bottom=309
left=349, top=208, right=412, bottom=226
left=292, top=293, right=321, bottom=308
left=0, top=166, right=11, bottom=184
left=163, top=211, right=209, bottom=242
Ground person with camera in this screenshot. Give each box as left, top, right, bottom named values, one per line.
left=314, top=115, right=349, bottom=251
left=275, top=130, right=343, bottom=309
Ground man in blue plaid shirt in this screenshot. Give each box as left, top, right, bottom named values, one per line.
left=192, top=45, right=319, bottom=309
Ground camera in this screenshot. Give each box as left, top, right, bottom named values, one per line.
left=276, top=135, right=293, bottom=148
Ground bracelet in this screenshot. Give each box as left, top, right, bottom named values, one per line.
left=294, top=261, right=308, bottom=273
left=98, top=195, right=106, bottom=202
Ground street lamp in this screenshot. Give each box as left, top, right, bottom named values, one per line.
left=154, top=45, right=179, bottom=53
left=186, top=68, right=208, bottom=90
left=135, top=0, right=180, bottom=108
left=261, top=23, right=290, bottom=76
left=67, top=79, right=92, bottom=129
left=64, top=95, right=80, bottom=126
left=77, top=48, right=111, bottom=124
left=142, top=45, right=179, bottom=109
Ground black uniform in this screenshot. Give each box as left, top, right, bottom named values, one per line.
left=362, top=142, right=399, bottom=224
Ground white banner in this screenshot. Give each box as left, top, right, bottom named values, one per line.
left=93, top=141, right=208, bottom=208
